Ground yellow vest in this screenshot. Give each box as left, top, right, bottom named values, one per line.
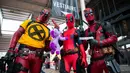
left=18, top=20, right=51, bottom=48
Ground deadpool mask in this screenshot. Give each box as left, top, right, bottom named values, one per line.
left=37, top=9, right=50, bottom=23
left=65, top=14, right=75, bottom=29
left=84, top=8, right=95, bottom=23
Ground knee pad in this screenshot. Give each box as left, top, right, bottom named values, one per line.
left=13, top=63, right=28, bottom=73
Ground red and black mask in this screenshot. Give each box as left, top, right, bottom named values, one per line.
left=84, top=8, right=95, bottom=23
left=37, top=9, right=50, bottom=23
left=65, top=14, right=75, bottom=29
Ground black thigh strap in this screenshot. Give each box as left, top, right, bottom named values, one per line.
left=14, top=63, right=28, bottom=73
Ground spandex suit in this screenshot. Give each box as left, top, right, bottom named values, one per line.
left=60, top=13, right=88, bottom=73
left=84, top=8, right=118, bottom=73
left=5, top=9, right=51, bottom=73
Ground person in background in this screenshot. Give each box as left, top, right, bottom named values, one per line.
left=45, top=54, right=50, bottom=69
left=53, top=55, right=60, bottom=70
left=5, top=9, right=52, bottom=73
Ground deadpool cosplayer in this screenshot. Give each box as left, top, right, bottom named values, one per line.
left=83, top=8, right=119, bottom=73
left=60, top=13, right=88, bottom=73
left=5, top=9, right=51, bottom=73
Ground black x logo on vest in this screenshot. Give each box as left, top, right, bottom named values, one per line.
left=28, top=24, right=46, bottom=41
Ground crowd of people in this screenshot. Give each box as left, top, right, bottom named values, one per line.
left=1, top=7, right=121, bottom=73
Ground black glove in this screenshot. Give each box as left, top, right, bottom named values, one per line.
left=88, top=39, right=103, bottom=47
left=88, top=32, right=94, bottom=37
left=5, top=48, right=15, bottom=61
left=70, top=32, right=79, bottom=39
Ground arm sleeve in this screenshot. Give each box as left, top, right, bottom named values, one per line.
left=9, top=27, right=25, bottom=49
left=101, top=22, right=117, bottom=46
left=9, top=20, right=32, bottom=49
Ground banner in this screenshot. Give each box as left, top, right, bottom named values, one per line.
left=51, top=0, right=79, bottom=19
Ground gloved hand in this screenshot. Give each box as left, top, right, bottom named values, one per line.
left=70, top=32, right=79, bottom=39
left=81, top=57, right=88, bottom=68
left=88, top=39, right=103, bottom=47
left=65, top=37, right=68, bottom=40
left=88, top=32, right=94, bottom=37
left=79, top=44, right=88, bottom=68
left=5, top=48, right=15, bottom=61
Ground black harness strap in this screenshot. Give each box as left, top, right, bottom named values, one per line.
left=88, top=22, right=102, bottom=62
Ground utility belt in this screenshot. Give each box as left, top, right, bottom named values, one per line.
left=61, top=47, right=79, bottom=56
left=90, top=45, right=115, bottom=62
left=89, top=49, right=105, bottom=62
left=91, top=56, right=105, bottom=62
left=18, top=44, right=44, bottom=57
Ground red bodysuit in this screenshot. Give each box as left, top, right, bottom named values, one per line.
left=60, top=13, right=88, bottom=73
left=84, top=8, right=117, bottom=73
left=6, top=9, right=51, bottom=73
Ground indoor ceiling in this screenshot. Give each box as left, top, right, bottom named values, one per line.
left=1, top=8, right=65, bottom=25
left=0, top=0, right=66, bottom=26
left=1, top=8, right=31, bottom=21
left=0, top=0, right=91, bottom=26
left=0, top=0, right=64, bottom=51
